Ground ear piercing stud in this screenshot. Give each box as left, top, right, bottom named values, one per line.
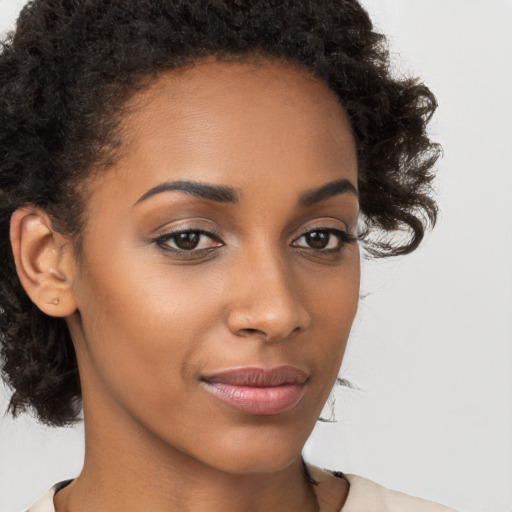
left=47, top=298, right=60, bottom=305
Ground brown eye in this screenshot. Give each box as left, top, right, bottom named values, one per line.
left=292, top=227, right=356, bottom=252
left=174, top=232, right=201, bottom=250
left=153, top=229, right=224, bottom=253
left=305, top=231, right=330, bottom=249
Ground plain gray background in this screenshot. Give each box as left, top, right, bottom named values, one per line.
left=0, top=1, right=511, bottom=511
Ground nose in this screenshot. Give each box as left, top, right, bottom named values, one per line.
left=226, top=248, right=311, bottom=342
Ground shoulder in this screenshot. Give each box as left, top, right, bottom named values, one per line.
left=27, top=481, right=71, bottom=512
left=28, top=471, right=459, bottom=512
left=26, top=487, right=55, bottom=512
left=306, top=464, right=459, bottom=512
left=342, top=474, right=458, bottom=512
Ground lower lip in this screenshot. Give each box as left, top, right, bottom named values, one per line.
left=202, top=382, right=307, bottom=415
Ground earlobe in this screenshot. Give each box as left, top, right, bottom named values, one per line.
left=10, top=207, right=78, bottom=317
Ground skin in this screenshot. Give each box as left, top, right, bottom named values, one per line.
left=12, top=58, right=359, bottom=512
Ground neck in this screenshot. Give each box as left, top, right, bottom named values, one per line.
left=54, top=388, right=320, bottom=512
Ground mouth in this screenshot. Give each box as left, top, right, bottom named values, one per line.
left=200, top=366, right=309, bottom=415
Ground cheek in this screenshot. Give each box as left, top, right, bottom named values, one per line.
left=71, top=245, right=228, bottom=412
left=299, top=252, right=360, bottom=382
left=302, top=249, right=360, bottom=328
left=75, top=240, right=360, bottom=390
left=69, top=239, right=360, bottom=472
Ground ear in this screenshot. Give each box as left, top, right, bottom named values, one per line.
left=10, top=207, right=78, bottom=317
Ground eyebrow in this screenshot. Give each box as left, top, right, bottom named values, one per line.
left=134, top=180, right=239, bottom=205
left=134, top=177, right=357, bottom=208
left=298, top=179, right=358, bottom=207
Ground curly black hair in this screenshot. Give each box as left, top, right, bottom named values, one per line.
left=0, top=0, right=440, bottom=426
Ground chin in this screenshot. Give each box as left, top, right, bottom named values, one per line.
left=192, top=424, right=309, bottom=476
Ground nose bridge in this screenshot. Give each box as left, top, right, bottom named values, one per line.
left=227, top=240, right=310, bottom=340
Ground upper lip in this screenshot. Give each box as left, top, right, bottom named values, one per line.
left=202, top=366, right=309, bottom=387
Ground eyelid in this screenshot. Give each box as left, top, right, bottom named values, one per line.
left=149, top=218, right=357, bottom=257
left=292, top=228, right=357, bottom=247
left=291, top=218, right=351, bottom=239
left=148, top=216, right=221, bottom=236
left=150, top=222, right=225, bottom=256
left=290, top=220, right=359, bottom=252
left=154, top=227, right=223, bottom=244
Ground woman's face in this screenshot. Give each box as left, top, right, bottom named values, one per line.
left=66, top=58, right=360, bottom=474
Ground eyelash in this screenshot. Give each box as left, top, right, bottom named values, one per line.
left=152, top=226, right=358, bottom=258
left=292, top=227, right=359, bottom=254
left=152, top=228, right=224, bottom=257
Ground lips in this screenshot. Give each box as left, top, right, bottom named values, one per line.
left=201, top=366, right=308, bottom=415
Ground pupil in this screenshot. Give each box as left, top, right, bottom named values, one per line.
left=306, top=231, right=329, bottom=249
left=175, top=232, right=200, bottom=250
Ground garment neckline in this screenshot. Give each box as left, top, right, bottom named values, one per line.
left=306, top=464, right=350, bottom=511
left=39, top=464, right=350, bottom=512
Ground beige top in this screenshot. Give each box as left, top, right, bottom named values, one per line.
left=27, top=465, right=458, bottom=512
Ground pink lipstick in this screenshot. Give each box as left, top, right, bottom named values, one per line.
left=201, top=366, right=308, bottom=415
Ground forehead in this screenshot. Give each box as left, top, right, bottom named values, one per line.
left=130, top=56, right=348, bottom=123
left=89, top=57, right=357, bottom=207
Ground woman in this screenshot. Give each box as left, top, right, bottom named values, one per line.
left=0, top=1, right=455, bottom=511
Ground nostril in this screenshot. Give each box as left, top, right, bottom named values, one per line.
left=240, top=328, right=261, bottom=336
left=236, top=325, right=303, bottom=341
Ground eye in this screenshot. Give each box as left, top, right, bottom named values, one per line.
left=153, top=229, right=223, bottom=253
left=292, top=228, right=357, bottom=252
